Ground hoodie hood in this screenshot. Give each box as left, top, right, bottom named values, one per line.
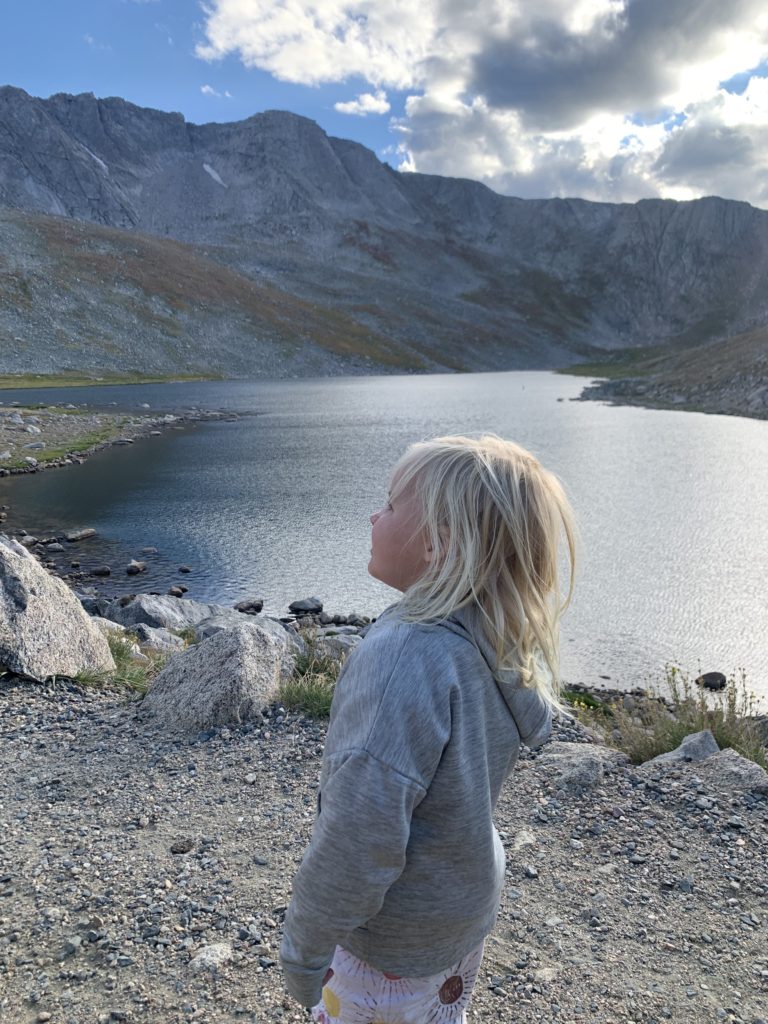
left=442, top=603, right=553, bottom=749
left=371, top=601, right=552, bottom=749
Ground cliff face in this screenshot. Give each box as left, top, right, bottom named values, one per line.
left=1, top=85, right=767, bottom=376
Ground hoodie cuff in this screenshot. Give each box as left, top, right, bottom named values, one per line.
left=279, top=936, right=332, bottom=1008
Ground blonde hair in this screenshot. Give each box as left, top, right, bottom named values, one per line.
left=390, top=434, right=576, bottom=711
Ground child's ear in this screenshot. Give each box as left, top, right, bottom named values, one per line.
left=426, top=527, right=449, bottom=562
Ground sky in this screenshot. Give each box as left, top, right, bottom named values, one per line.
left=3, top=0, right=768, bottom=207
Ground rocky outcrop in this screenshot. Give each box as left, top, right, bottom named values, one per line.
left=140, top=622, right=283, bottom=733
left=103, top=594, right=227, bottom=632
left=0, top=534, right=115, bottom=681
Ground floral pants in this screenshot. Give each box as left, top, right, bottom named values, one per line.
left=311, top=942, right=484, bottom=1024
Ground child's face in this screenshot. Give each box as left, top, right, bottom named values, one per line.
left=368, top=474, right=431, bottom=592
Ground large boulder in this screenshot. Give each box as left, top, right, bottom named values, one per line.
left=536, top=741, right=628, bottom=794
left=643, top=745, right=768, bottom=798
left=140, top=622, right=282, bottom=733
left=194, top=611, right=302, bottom=678
left=645, top=729, right=720, bottom=765
left=0, top=534, right=115, bottom=681
left=103, top=594, right=221, bottom=631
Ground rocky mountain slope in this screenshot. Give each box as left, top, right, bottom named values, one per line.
left=579, top=327, right=768, bottom=418
left=1, top=85, right=768, bottom=378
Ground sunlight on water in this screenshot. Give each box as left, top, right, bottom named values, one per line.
left=1, top=371, right=767, bottom=698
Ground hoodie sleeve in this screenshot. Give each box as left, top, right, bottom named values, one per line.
left=280, top=750, right=426, bottom=1006
left=280, top=626, right=453, bottom=1006
left=507, top=683, right=553, bottom=749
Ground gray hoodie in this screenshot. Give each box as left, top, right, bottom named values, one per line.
left=280, top=601, right=552, bottom=1007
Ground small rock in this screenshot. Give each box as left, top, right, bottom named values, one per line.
left=66, top=527, right=97, bottom=542
left=646, top=730, right=719, bottom=765
left=289, top=596, right=323, bottom=614
left=170, top=838, right=195, bottom=855
left=189, top=943, right=233, bottom=973
left=696, top=671, right=727, bottom=691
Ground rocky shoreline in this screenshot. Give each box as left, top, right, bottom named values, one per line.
left=0, top=403, right=238, bottom=477
left=0, top=402, right=246, bottom=600
left=576, top=373, right=768, bottom=421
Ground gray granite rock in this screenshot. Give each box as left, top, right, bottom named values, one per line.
left=194, top=611, right=301, bottom=679
left=0, top=533, right=115, bottom=681
left=536, top=741, right=628, bottom=793
left=646, top=729, right=720, bottom=765
left=128, top=623, right=186, bottom=653
left=104, top=594, right=222, bottom=632
left=141, top=622, right=282, bottom=733
left=687, top=747, right=768, bottom=795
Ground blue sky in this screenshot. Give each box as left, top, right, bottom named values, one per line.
left=3, top=0, right=768, bottom=206
left=0, top=0, right=401, bottom=158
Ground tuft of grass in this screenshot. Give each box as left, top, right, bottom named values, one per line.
left=76, top=633, right=169, bottom=695
left=0, top=371, right=220, bottom=390
left=170, top=625, right=198, bottom=646
left=278, top=629, right=343, bottom=718
left=562, top=688, right=608, bottom=713
left=573, top=666, right=767, bottom=768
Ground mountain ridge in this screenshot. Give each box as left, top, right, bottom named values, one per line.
left=1, top=85, right=767, bottom=383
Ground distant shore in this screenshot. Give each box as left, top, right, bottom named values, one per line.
left=2, top=366, right=767, bottom=421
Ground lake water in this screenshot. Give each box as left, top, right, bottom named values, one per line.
left=1, top=371, right=767, bottom=699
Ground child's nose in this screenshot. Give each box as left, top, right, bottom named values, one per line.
left=370, top=511, right=379, bottom=525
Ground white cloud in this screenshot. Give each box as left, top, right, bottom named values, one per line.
left=201, top=84, right=232, bottom=98
left=84, top=33, right=111, bottom=51
left=335, top=89, right=390, bottom=116
left=196, top=0, right=436, bottom=89
left=196, top=0, right=768, bottom=205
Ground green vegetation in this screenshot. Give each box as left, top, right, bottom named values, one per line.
left=562, top=688, right=607, bottom=712
left=556, top=342, right=673, bottom=379
left=170, top=625, right=198, bottom=646
left=0, top=423, right=132, bottom=470
left=278, top=630, right=343, bottom=718
left=76, top=633, right=170, bottom=695
left=571, top=667, right=766, bottom=768
left=0, top=371, right=220, bottom=390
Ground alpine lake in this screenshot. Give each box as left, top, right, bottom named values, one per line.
left=1, top=370, right=766, bottom=699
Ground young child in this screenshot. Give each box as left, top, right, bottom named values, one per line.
left=280, top=433, right=576, bottom=1023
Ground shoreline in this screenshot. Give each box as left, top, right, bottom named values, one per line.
left=2, top=367, right=767, bottom=423
left=575, top=378, right=768, bottom=420
left=0, top=403, right=238, bottom=478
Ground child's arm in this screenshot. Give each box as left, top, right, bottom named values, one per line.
left=280, top=626, right=451, bottom=1007
left=280, top=750, right=427, bottom=1005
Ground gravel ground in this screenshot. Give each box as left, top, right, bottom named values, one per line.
left=1, top=678, right=766, bottom=1024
